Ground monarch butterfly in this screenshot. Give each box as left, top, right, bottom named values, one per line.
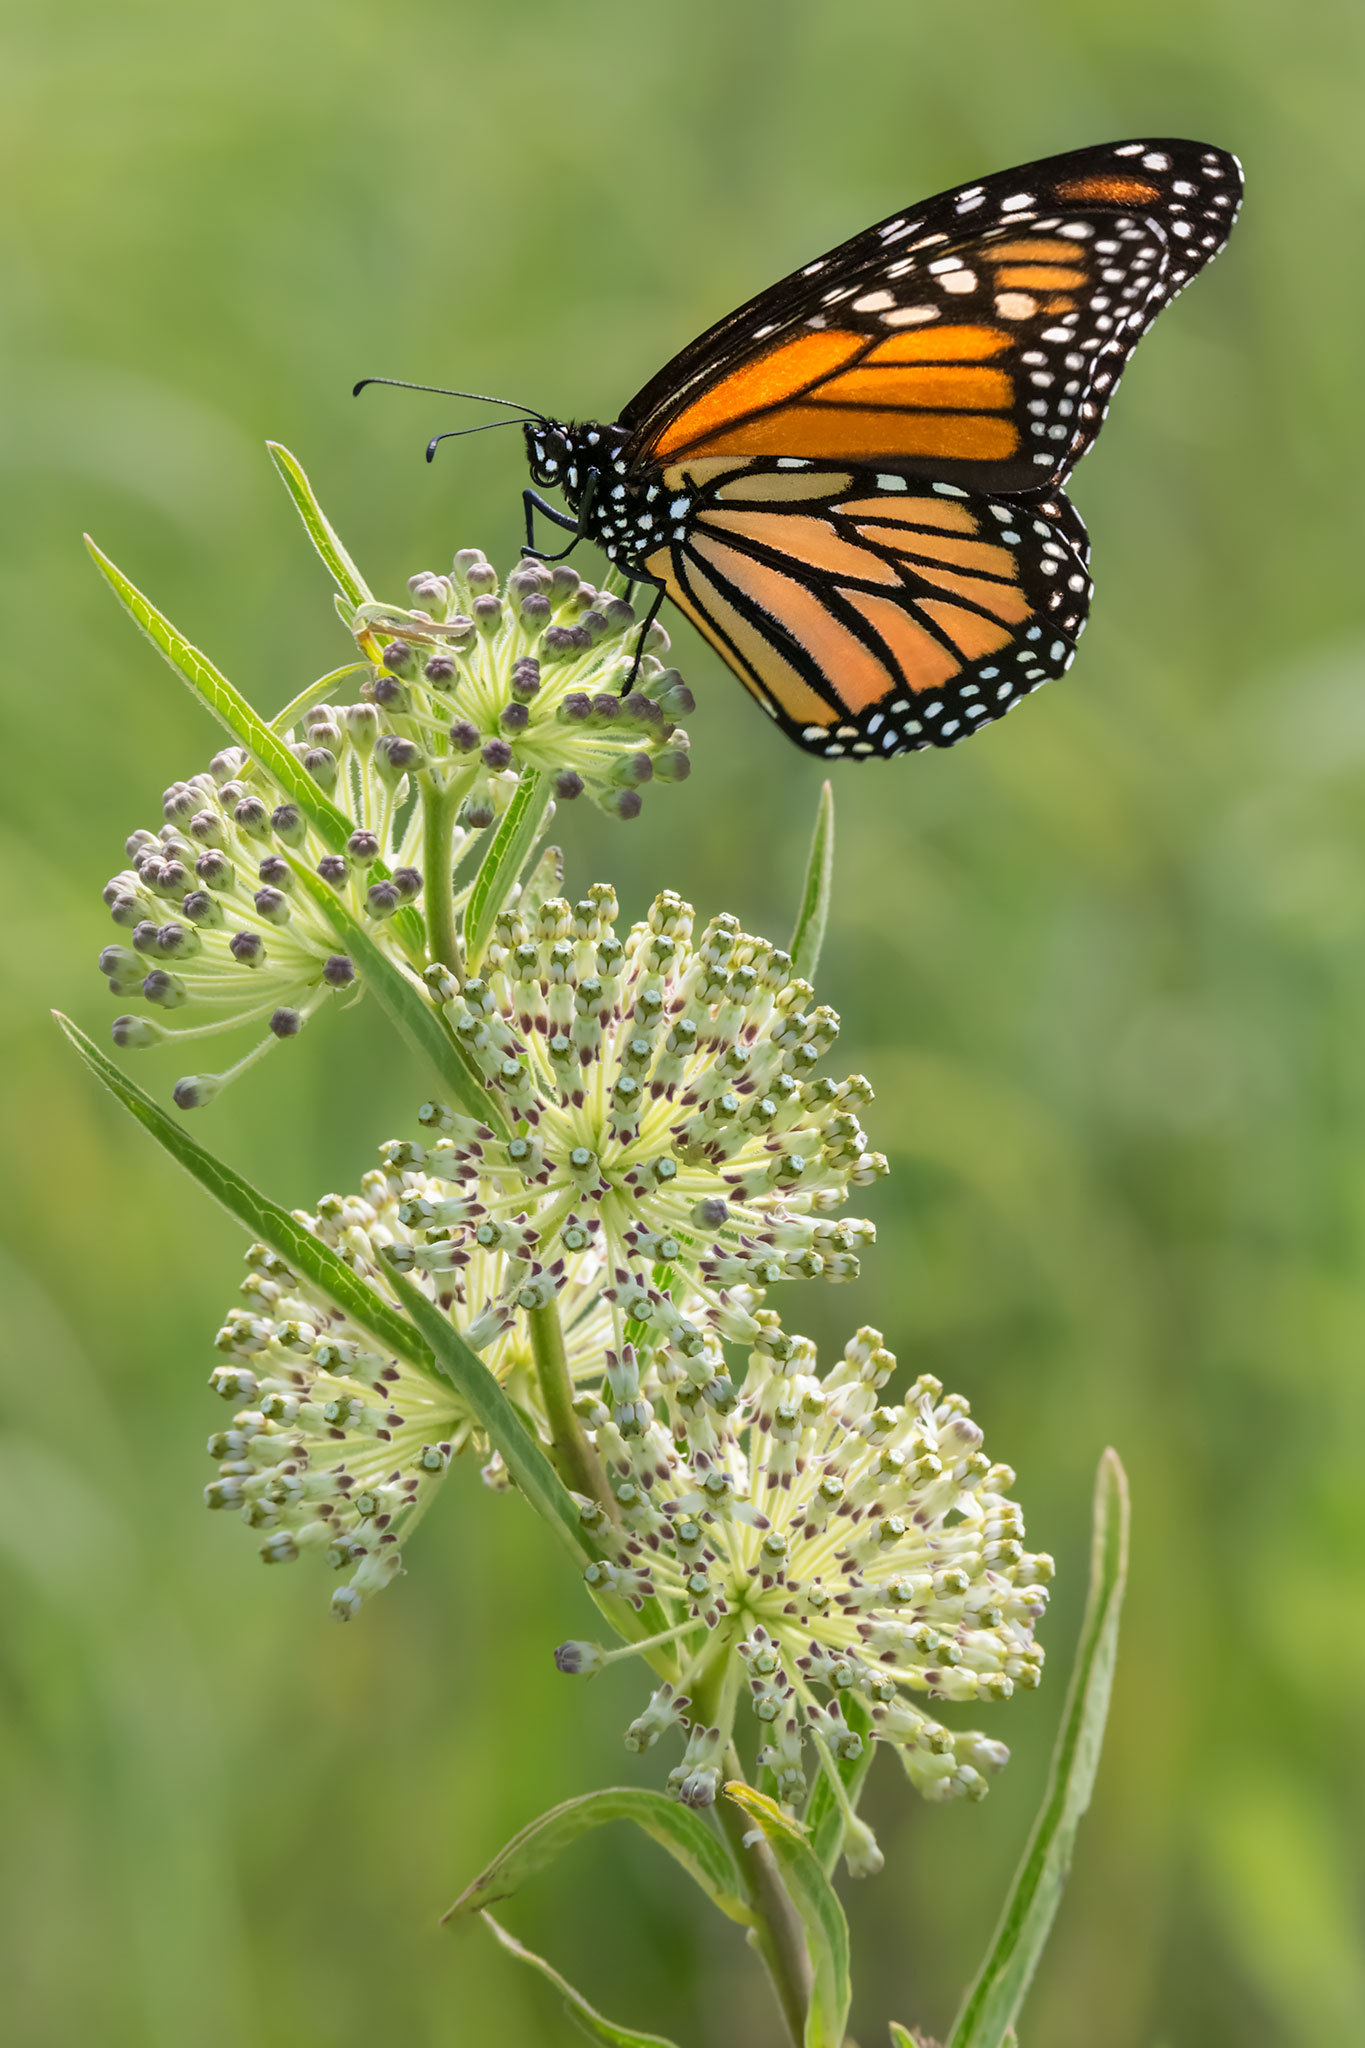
left=376, top=138, right=1243, bottom=760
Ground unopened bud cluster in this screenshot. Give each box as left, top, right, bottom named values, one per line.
left=96, top=720, right=483, bottom=1106
left=203, top=1164, right=616, bottom=1617
left=558, top=1324, right=1051, bottom=1866
left=347, top=548, right=694, bottom=820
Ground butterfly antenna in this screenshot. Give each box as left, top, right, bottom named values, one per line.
left=425, top=420, right=527, bottom=462
left=353, top=375, right=548, bottom=423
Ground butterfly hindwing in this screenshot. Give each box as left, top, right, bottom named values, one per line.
left=640, top=465, right=1092, bottom=758
left=620, top=139, right=1242, bottom=496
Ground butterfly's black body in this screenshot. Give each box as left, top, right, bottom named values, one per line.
left=516, top=139, right=1243, bottom=759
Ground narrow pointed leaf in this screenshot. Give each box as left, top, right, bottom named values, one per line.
left=481, top=1915, right=680, bottom=2048
left=946, top=1449, right=1131, bottom=2048
left=84, top=537, right=355, bottom=853
left=447, top=1787, right=750, bottom=1927
left=266, top=441, right=372, bottom=607
left=724, top=1783, right=851, bottom=2048
left=288, top=862, right=503, bottom=1132
left=54, top=1013, right=449, bottom=1390
left=789, top=780, right=835, bottom=983
left=464, top=770, right=551, bottom=970
left=382, top=1262, right=591, bottom=1565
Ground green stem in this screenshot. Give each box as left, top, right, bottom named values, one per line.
left=526, top=1297, right=614, bottom=1512
left=421, top=769, right=473, bottom=974
left=688, top=1636, right=812, bottom=2048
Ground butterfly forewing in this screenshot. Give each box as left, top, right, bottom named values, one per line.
left=641, top=466, right=1092, bottom=758
left=620, top=139, right=1242, bottom=496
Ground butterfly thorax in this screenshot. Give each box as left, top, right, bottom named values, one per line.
left=523, top=418, right=689, bottom=575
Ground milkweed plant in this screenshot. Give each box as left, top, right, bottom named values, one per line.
left=63, top=444, right=1130, bottom=2048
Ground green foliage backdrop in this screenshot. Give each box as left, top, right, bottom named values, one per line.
left=3, top=2, right=1362, bottom=2042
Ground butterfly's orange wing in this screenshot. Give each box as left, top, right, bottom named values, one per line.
left=621, top=139, right=1243, bottom=497
left=641, top=466, right=1091, bottom=757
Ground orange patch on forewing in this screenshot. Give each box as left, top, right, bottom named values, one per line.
left=987, top=239, right=1087, bottom=263
left=993, top=266, right=1089, bottom=291
left=841, top=590, right=963, bottom=695
left=691, top=535, right=895, bottom=713
left=865, top=324, right=1011, bottom=363
left=1041, top=297, right=1077, bottom=314
left=810, top=364, right=1013, bottom=410
left=651, top=331, right=867, bottom=459
left=856, top=523, right=1018, bottom=579
left=715, top=470, right=853, bottom=503
left=700, top=510, right=902, bottom=584
left=1055, top=175, right=1161, bottom=203
left=839, top=495, right=980, bottom=533
left=685, top=406, right=1020, bottom=464
left=917, top=599, right=1014, bottom=659
left=662, top=562, right=834, bottom=725
left=913, top=563, right=1030, bottom=624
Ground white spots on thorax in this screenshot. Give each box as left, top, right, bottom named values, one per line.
left=852, top=289, right=896, bottom=312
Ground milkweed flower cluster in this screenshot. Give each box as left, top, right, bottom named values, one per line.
left=413, top=884, right=885, bottom=1359
left=350, top=548, right=693, bottom=818
left=557, top=1324, right=1051, bottom=1850
left=97, top=549, right=694, bottom=1106
left=203, top=883, right=885, bottom=1615
left=204, top=1161, right=616, bottom=1618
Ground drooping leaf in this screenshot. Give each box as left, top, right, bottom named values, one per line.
left=266, top=441, right=372, bottom=608
left=84, top=537, right=354, bottom=853
left=382, top=1262, right=593, bottom=1567
left=789, top=780, right=835, bottom=984
left=480, top=1915, right=680, bottom=2047
left=288, top=862, right=503, bottom=1132
left=945, top=1449, right=1131, bottom=2048
left=447, top=1786, right=751, bottom=1927
left=464, top=770, right=552, bottom=970
left=724, top=1783, right=851, bottom=2048
left=54, top=1012, right=449, bottom=1391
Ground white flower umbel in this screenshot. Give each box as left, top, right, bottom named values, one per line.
left=555, top=1324, right=1052, bottom=1868
left=204, top=1162, right=617, bottom=1619
left=410, top=885, right=885, bottom=1368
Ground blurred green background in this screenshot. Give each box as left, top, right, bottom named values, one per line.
left=4, top=1, right=1363, bottom=2042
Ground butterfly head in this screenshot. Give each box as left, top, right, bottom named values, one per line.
left=523, top=419, right=576, bottom=492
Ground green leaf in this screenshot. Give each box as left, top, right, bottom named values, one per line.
left=382, top=1262, right=592, bottom=1566
left=447, top=1786, right=751, bottom=1928
left=84, top=536, right=355, bottom=855
left=480, top=1914, right=680, bottom=2048
left=266, top=441, right=372, bottom=607
left=789, top=780, right=835, bottom=984
left=288, top=862, right=504, bottom=1132
left=945, top=1449, right=1131, bottom=2048
left=725, top=1783, right=851, bottom=2048
left=464, top=771, right=552, bottom=971
left=54, top=1012, right=449, bottom=1392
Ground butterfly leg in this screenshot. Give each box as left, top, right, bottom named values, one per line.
left=620, top=576, right=667, bottom=695
left=522, top=470, right=601, bottom=564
